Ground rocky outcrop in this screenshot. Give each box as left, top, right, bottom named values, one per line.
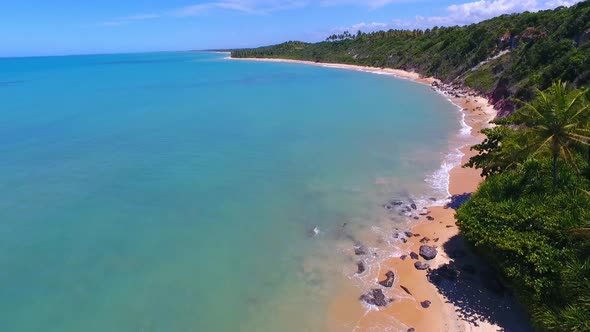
left=419, top=245, right=438, bottom=260
left=357, top=262, right=366, bottom=274
left=414, top=261, right=430, bottom=270
left=575, top=28, right=590, bottom=46
left=359, top=289, right=392, bottom=307
left=354, top=243, right=368, bottom=255
left=378, top=270, right=395, bottom=288
left=420, top=300, right=432, bottom=308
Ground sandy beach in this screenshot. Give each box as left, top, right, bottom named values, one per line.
left=231, top=56, right=528, bottom=331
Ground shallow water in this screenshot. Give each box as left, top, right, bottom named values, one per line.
left=0, top=52, right=462, bottom=331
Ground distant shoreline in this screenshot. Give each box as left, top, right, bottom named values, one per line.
left=228, top=56, right=515, bottom=331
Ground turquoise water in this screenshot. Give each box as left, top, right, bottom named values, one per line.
left=0, top=52, right=461, bottom=331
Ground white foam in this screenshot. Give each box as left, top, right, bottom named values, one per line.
left=425, top=147, right=464, bottom=199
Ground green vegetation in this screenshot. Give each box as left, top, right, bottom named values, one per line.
left=458, top=82, right=590, bottom=331
left=232, top=2, right=590, bottom=110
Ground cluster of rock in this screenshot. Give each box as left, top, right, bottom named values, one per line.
left=359, top=288, right=392, bottom=307
left=383, top=198, right=434, bottom=220
left=431, top=81, right=479, bottom=99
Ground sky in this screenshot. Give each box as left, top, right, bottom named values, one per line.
left=0, top=0, right=583, bottom=57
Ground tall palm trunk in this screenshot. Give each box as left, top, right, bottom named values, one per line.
left=552, top=153, right=558, bottom=190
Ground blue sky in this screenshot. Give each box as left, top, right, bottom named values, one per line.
left=0, top=0, right=581, bottom=57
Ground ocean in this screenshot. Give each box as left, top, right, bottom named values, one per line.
left=0, top=52, right=466, bottom=331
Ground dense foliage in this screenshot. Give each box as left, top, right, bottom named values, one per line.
left=466, top=81, right=590, bottom=187
left=232, top=2, right=590, bottom=110
left=459, top=82, right=590, bottom=331
left=457, top=159, right=590, bottom=331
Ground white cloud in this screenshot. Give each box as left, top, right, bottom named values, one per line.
left=329, top=0, right=582, bottom=35
left=331, top=22, right=389, bottom=33
left=171, top=0, right=309, bottom=16
left=402, top=0, right=583, bottom=28
left=103, top=0, right=414, bottom=24
left=319, top=0, right=411, bottom=9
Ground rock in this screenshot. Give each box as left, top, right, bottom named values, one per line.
left=404, top=231, right=414, bottom=238
left=400, top=285, right=412, bottom=295
left=426, top=216, right=434, bottom=221
left=433, top=237, right=439, bottom=243
left=413, top=216, right=419, bottom=220
left=407, top=328, right=416, bottom=332
left=420, top=300, right=432, bottom=308
left=410, top=203, right=417, bottom=210
left=419, top=245, right=438, bottom=260
left=357, top=262, right=366, bottom=274
left=359, top=289, right=391, bottom=307
left=400, top=238, right=408, bottom=243
left=419, top=237, right=431, bottom=244
left=410, top=252, right=419, bottom=260
left=379, top=270, right=395, bottom=288
left=400, top=255, right=408, bottom=261
left=391, top=200, right=404, bottom=206
left=414, top=261, right=430, bottom=270
left=354, top=243, right=368, bottom=256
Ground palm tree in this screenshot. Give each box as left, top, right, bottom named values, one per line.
left=510, top=81, right=590, bottom=189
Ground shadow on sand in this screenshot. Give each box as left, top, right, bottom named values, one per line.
left=427, top=234, right=534, bottom=331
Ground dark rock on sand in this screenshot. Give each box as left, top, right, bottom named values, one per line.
left=400, top=285, right=412, bottom=295
left=357, top=262, right=366, bottom=274
left=410, top=252, right=419, bottom=260
left=400, top=255, right=408, bottom=261
left=378, top=270, right=395, bottom=288
left=404, top=231, right=414, bottom=238
left=419, top=245, right=438, bottom=260
left=359, top=289, right=391, bottom=307
left=426, top=216, right=435, bottom=221
left=354, top=243, right=368, bottom=255
left=407, top=328, right=416, bottom=332
left=421, top=300, right=432, bottom=308
left=414, top=261, right=430, bottom=270
left=419, top=237, right=431, bottom=243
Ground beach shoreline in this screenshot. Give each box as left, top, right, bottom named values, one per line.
left=228, top=56, right=522, bottom=331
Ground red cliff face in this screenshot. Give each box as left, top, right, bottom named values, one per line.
left=487, top=79, right=515, bottom=118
